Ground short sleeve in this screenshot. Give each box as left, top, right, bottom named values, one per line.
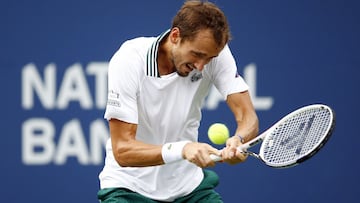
left=209, top=45, right=249, bottom=100
left=104, top=41, right=142, bottom=124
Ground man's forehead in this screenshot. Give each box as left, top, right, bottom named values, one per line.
left=189, top=30, right=223, bottom=54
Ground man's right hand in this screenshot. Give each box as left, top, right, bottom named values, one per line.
left=182, top=142, right=221, bottom=168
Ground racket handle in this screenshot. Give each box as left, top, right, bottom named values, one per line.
left=209, top=145, right=249, bottom=162
left=210, top=154, right=222, bottom=162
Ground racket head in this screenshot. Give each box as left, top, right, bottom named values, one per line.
left=258, top=104, right=335, bottom=168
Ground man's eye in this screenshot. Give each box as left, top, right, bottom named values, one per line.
left=192, top=52, right=205, bottom=58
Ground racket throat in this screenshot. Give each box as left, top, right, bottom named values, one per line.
left=246, top=151, right=261, bottom=160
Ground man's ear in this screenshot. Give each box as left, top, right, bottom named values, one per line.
left=170, top=27, right=181, bottom=44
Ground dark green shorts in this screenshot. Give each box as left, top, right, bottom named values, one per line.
left=98, top=170, right=223, bottom=203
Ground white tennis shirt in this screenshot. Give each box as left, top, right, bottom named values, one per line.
left=99, top=30, right=249, bottom=201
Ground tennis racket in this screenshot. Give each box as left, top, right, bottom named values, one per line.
left=210, top=104, right=335, bottom=168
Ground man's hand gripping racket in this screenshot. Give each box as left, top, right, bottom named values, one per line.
left=210, top=104, right=335, bottom=168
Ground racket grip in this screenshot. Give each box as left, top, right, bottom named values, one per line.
left=210, top=154, right=222, bottom=162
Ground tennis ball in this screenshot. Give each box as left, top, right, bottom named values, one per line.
left=207, top=123, right=229, bottom=145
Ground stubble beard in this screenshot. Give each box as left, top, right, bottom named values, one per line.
left=171, top=54, right=189, bottom=77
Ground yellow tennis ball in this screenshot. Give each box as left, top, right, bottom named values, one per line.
left=207, top=123, right=229, bottom=145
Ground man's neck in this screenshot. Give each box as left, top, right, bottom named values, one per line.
left=157, top=35, right=176, bottom=76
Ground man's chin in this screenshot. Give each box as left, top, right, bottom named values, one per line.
left=176, top=71, right=190, bottom=77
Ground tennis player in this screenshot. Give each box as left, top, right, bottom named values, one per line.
left=98, top=0, right=259, bottom=202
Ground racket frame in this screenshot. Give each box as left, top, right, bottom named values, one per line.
left=211, top=104, right=335, bottom=168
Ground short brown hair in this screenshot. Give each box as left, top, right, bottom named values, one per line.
left=172, top=0, right=231, bottom=47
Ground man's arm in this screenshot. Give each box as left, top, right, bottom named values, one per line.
left=222, top=90, right=259, bottom=164
left=109, top=119, right=221, bottom=168
left=109, top=119, right=164, bottom=167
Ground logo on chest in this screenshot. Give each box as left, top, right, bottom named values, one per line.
left=190, top=72, right=203, bottom=82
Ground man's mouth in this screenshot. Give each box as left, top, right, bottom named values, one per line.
left=186, top=63, right=195, bottom=71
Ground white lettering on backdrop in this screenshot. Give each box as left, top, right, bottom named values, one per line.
left=21, top=62, right=273, bottom=165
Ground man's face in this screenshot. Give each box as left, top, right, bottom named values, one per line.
left=170, top=28, right=223, bottom=77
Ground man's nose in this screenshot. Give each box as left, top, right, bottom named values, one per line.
left=194, top=60, right=207, bottom=71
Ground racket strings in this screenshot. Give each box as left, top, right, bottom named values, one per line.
left=261, top=107, right=332, bottom=166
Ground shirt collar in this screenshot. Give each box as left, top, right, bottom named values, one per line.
left=146, top=29, right=170, bottom=77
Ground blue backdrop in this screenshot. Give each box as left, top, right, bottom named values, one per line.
left=1, top=0, right=359, bottom=202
